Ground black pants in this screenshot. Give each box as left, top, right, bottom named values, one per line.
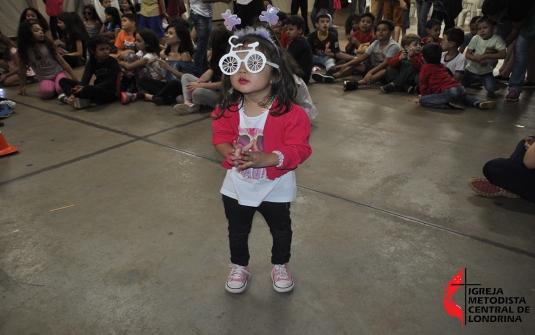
left=58, top=78, right=118, bottom=104
left=483, top=137, right=535, bottom=203
left=222, top=195, right=292, bottom=266
left=291, top=0, right=310, bottom=35
left=234, top=0, right=265, bottom=29
left=385, top=66, right=419, bottom=88
left=431, top=11, right=455, bottom=34
left=138, top=77, right=182, bottom=104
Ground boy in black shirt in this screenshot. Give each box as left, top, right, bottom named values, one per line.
left=307, top=14, right=354, bottom=77
left=285, top=15, right=313, bottom=84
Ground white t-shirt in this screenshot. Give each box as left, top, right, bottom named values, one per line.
left=190, top=0, right=213, bottom=18
left=220, top=106, right=296, bottom=207
left=441, top=52, right=466, bottom=77
left=136, top=51, right=161, bottom=79
left=465, top=34, right=506, bottom=75
left=365, top=38, right=401, bottom=66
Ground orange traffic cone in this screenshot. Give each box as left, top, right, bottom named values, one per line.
left=0, top=131, right=18, bottom=156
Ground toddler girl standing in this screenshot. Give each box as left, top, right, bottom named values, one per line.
left=212, top=28, right=312, bottom=294
left=17, top=20, right=78, bottom=99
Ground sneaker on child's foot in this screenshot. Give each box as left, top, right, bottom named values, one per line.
left=506, top=90, right=520, bottom=102
left=225, top=264, right=250, bottom=293
left=174, top=103, right=200, bottom=115
left=73, top=98, right=91, bottom=109
left=175, top=95, right=184, bottom=104
left=343, top=80, right=359, bottom=91
left=477, top=101, right=496, bottom=109
left=403, top=84, right=414, bottom=94
left=121, top=92, right=134, bottom=104
left=271, top=263, right=294, bottom=293
left=58, top=93, right=68, bottom=104
left=312, top=73, right=335, bottom=83
left=448, top=101, right=465, bottom=109
left=468, top=177, right=520, bottom=198
left=381, top=83, right=396, bottom=93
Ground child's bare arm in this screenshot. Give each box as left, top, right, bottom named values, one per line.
left=452, top=72, right=463, bottom=82
left=120, top=57, right=149, bottom=70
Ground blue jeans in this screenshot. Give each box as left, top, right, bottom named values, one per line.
left=313, top=55, right=336, bottom=70
left=509, top=34, right=534, bottom=93
left=190, top=11, right=212, bottom=77
left=419, top=86, right=479, bottom=109
left=460, top=70, right=499, bottom=93
left=416, top=0, right=433, bottom=37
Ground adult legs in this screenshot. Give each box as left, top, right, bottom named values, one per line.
left=416, top=0, right=432, bottom=37
left=483, top=138, right=535, bottom=203
left=509, top=34, right=534, bottom=94
left=371, top=0, right=385, bottom=22
left=190, top=12, right=212, bottom=77
left=291, top=0, right=310, bottom=35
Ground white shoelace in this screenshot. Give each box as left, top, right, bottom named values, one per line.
left=273, top=264, right=289, bottom=280
left=228, top=264, right=251, bottom=281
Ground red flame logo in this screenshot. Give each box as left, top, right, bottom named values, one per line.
left=444, top=265, right=464, bottom=328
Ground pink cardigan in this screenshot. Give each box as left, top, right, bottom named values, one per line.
left=212, top=102, right=312, bottom=180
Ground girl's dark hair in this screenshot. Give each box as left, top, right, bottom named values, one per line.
left=345, top=14, right=361, bottom=35
left=17, top=20, right=57, bottom=66
left=209, top=24, right=232, bottom=82
left=0, top=34, right=15, bottom=62
left=58, top=12, right=88, bottom=52
left=70, top=12, right=91, bottom=42
left=87, top=34, right=110, bottom=63
left=164, top=24, right=194, bottom=56
left=105, top=7, right=122, bottom=28
left=215, top=32, right=297, bottom=118
left=120, top=0, right=137, bottom=14
left=19, top=7, right=50, bottom=33
left=83, top=5, right=103, bottom=28
left=134, top=28, right=161, bottom=54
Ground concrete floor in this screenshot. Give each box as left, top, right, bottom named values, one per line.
left=1, top=11, right=535, bottom=335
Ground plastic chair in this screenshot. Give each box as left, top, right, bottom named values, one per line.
left=456, top=0, right=477, bottom=26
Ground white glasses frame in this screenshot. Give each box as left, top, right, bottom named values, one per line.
left=219, top=36, right=279, bottom=76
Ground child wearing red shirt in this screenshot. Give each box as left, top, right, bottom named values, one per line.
left=415, top=43, right=495, bottom=110
left=381, top=34, right=424, bottom=93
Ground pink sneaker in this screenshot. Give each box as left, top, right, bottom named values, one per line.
left=225, top=264, right=250, bottom=293
left=468, top=177, right=520, bottom=198
left=271, top=264, right=294, bottom=292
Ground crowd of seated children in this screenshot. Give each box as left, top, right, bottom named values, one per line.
left=285, top=15, right=313, bottom=85
left=314, top=20, right=400, bottom=90
left=415, top=43, right=496, bottom=110
left=344, top=13, right=375, bottom=57
left=381, top=34, right=423, bottom=94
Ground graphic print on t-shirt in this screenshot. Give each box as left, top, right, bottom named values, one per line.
left=237, top=126, right=266, bottom=179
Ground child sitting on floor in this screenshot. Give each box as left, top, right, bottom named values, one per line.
left=58, top=35, right=121, bottom=109
left=441, top=27, right=466, bottom=82
left=345, top=12, right=375, bottom=56
left=307, top=14, right=354, bottom=75
left=114, top=14, right=138, bottom=59
left=415, top=43, right=496, bottom=110
left=314, top=20, right=400, bottom=89
left=421, top=19, right=442, bottom=45
left=381, top=33, right=423, bottom=93
left=285, top=15, right=313, bottom=84
left=460, top=16, right=506, bottom=96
